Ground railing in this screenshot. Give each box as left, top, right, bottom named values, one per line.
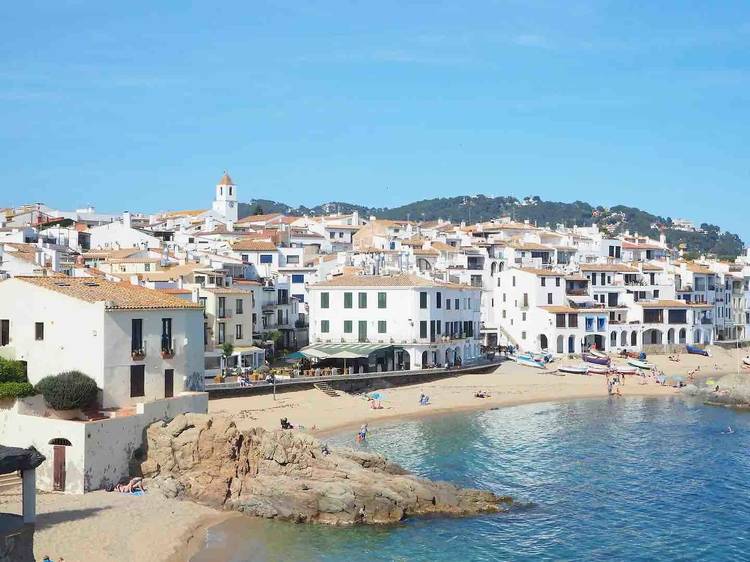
left=131, top=342, right=146, bottom=361
left=566, top=289, right=588, bottom=296
left=294, top=320, right=309, bottom=328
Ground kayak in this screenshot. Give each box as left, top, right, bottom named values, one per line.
left=628, top=359, right=654, bottom=370
left=583, top=354, right=611, bottom=366
left=558, top=365, right=588, bottom=375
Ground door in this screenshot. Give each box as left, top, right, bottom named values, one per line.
left=53, top=445, right=66, bottom=491
left=164, top=369, right=174, bottom=398
left=358, top=321, right=367, bottom=342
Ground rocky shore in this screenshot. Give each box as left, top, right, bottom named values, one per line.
left=140, top=413, right=512, bottom=525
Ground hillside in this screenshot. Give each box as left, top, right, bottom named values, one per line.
left=239, top=196, right=745, bottom=259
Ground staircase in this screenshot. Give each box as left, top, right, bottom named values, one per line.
left=0, top=473, right=21, bottom=494
left=314, top=382, right=340, bottom=397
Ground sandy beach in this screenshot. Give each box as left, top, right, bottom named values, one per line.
left=7, top=344, right=745, bottom=562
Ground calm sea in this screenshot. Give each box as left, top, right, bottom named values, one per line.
left=193, top=397, right=750, bottom=562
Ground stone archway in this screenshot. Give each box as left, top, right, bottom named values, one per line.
left=620, top=331, right=627, bottom=347
left=568, top=335, right=575, bottom=353
left=667, top=328, right=675, bottom=345
left=678, top=328, right=686, bottom=344
left=610, top=331, right=617, bottom=348
left=643, top=329, right=663, bottom=345
left=539, top=334, right=549, bottom=351
left=631, top=331, right=638, bottom=346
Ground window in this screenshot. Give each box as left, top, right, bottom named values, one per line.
left=358, top=292, right=367, bottom=308
left=419, top=291, right=428, bottom=309
left=420, top=321, right=428, bottom=339
left=260, top=254, right=273, bottom=264
left=454, top=298, right=459, bottom=309
left=541, top=277, right=546, bottom=287
left=291, top=274, right=304, bottom=283
left=378, top=292, right=387, bottom=309
left=235, top=299, right=243, bottom=314
left=0, top=320, right=8, bottom=347
left=512, top=276, right=516, bottom=287
left=217, top=322, right=225, bottom=344
left=568, top=314, right=578, bottom=328
left=320, top=292, right=329, bottom=308
left=436, top=291, right=442, bottom=308
left=235, top=324, right=243, bottom=339
left=131, top=319, right=143, bottom=352
left=502, top=310, right=506, bottom=318
left=277, top=289, right=289, bottom=305
left=446, top=299, right=451, bottom=310
left=35, top=322, right=44, bottom=341
left=556, top=277, right=561, bottom=287
left=321, top=320, right=330, bottom=333
left=293, top=294, right=305, bottom=303
left=522, top=312, right=526, bottom=321
left=521, top=331, right=527, bottom=340
left=358, top=321, right=367, bottom=342
left=547, top=293, right=553, bottom=305
left=287, top=255, right=300, bottom=265
left=218, top=297, right=226, bottom=318
left=130, top=365, right=145, bottom=398
left=556, top=314, right=566, bottom=328
left=378, top=320, right=387, bottom=334
left=344, top=292, right=353, bottom=308
left=344, top=320, right=353, bottom=333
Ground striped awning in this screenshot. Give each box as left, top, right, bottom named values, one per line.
left=300, top=342, right=392, bottom=359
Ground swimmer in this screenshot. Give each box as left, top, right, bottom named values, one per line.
left=723, top=426, right=734, bottom=434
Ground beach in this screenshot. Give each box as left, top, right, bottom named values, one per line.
left=8, top=345, right=746, bottom=561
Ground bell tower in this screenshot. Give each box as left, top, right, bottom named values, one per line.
left=212, top=171, right=238, bottom=223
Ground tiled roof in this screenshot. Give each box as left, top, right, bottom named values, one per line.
left=622, top=241, right=663, bottom=250
left=638, top=299, right=690, bottom=308
left=231, top=240, right=277, bottom=251
left=685, top=263, right=713, bottom=275
left=217, top=171, right=234, bottom=186
left=15, top=276, right=202, bottom=310
left=430, top=241, right=458, bottom=252
left=516, top=267, right=566, bottom=277
left=2, top=243, right=37, bottom=263
left=538, top=305, right=579, bottom=313
left=312, top=273, right=470, bottom=289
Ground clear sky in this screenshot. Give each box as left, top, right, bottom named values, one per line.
left=1, top=1, right=748, bottom=241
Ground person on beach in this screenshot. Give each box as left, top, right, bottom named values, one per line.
left=356, top=424, right=368, bottom=443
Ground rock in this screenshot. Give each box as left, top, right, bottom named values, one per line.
left=141, top=414, right=512, bottom=525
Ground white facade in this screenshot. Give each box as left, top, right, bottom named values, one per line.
left=212, top=172, right=239, bottom=223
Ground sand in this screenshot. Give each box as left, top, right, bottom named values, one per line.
left=8, top=344, right=744, bottom=562
left=0, top=487, right=231, bottom=562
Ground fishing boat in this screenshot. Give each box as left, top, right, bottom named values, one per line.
left=587, top=364, right=610, bottom=375
left=686, top=345, right=710, bottom=357
left=516, top=355, right=547, bottom=369
left=627, top=359, right=654, bottom=370
left=611, top=365, right=638, bottom=375
left=744, top=356, right=750, bottom=367
left=557, top=364, right=588, bottom=375
left=582, top=353, right=611, bottom=366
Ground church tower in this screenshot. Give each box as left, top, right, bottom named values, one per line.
left=212, top=171, right=238, bottom=223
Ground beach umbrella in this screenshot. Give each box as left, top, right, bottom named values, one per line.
left=368, top=391, right=385, bottom=401
left=284, top=351, right=306, bottom=362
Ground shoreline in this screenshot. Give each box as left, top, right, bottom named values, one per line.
left=168, top=511, right=242, bottom=562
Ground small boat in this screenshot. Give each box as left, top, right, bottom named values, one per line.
left=516, top=356, right=546, bottom=369
left=587, top=364, right=611, bottom=375
left=611, top=365, right=638, bottom=375
left=589, top=349, right=608, bottom=359
left=686, top=345, right=710, bottom=357
left=628, top=359, right=654, bottom=370
left=582, top=353, right=611, bottom=366
left=743, top=356, right=750, bottom=367
left=558, top=364, right=588, bottom=375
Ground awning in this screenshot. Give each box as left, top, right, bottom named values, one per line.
left=300, top=342, right=393, bottom=360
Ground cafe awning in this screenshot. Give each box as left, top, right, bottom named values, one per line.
left=300, top=342, right=393, bottom=360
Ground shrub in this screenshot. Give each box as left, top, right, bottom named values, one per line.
left=35, top=371, right=99, bottom=410
left=0, top=382, right=35, bottom=400
left=0, top=358, right=27, bottom=384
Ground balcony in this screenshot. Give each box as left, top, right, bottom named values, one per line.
left=566, top=289, right=588, bottom=296
left=131, top=345, right=146, bottom=361
left=294, top=319, right=309, bottom=329
left=161, top=338, right=175, bottom=359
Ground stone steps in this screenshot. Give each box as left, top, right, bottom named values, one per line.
left=314, top=382, right=339, bottom=397
left=0, top=473, right=21, bottom=493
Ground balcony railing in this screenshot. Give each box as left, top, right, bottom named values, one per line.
left=161, top=338, right=175, bottom=359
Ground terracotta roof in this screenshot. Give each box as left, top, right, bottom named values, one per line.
left=312, top=273, right=471, bottom=290
left=162, top=209, right=205, bottom=218
left=217, top=171, right=234, bottom=186
left=200, top=287, right=255, bottom=294
left=157, top=288, right=192, bottom=295
left=538, top=305, right=579, bottom=314
left=231, top=240, right=277, bottom=252
left=638, top=299, right=689, bottom=308
left=579, top=263, right=639, bottom=273
left=640, top=263, right=664, bottom=271
left=237, top=213, right=283, bottom=224
left=430, top=241, right=458, bottom=252
left=622, top=241, right=662, bottom=250
left=510, top=242, right=554, bottom=251
left=413, top=248, right=439, bottom=256
left=685, top=263, right=714, bottom=275
left=2, top=243, right=37, bottom=263
left=15, top=276, right=202, bottom=310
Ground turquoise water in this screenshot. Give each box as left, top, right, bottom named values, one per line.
left=194, top=397, right=750, bottom=561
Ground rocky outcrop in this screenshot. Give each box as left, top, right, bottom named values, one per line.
left=140, top=414, right=512, bottom=525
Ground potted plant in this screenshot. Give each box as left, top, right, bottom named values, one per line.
left=131, top=348, right=145, bottom=360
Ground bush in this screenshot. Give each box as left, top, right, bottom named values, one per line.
left=0, top=382, right=35, bottom=400
left=0, top=358, right=27, bottom=384
left=35, top=371, right=99, bottom=410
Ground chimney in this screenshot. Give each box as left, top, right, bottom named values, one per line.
left=659, top=232, right=666, bottom=246
left=352, top=210, right=360, bottom=225
left=122, top=211, right=132, bottom=228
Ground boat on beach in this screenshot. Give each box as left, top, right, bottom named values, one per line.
left=557, top=364, right=589, bottom=375
left=512, top=353, right=547, bottom=369
left=744, top=356, right=750, bottom=367
left=686, top=345, right=710, bottom=357
left=611, top=365, right=638, bottom=375
left=582, top=353, right=611, bottom=366
left=589, top=349, right=608, bottom=359
left=627, top=359, right=654, bottom=370
left=587, top=364, right=610, bottom=375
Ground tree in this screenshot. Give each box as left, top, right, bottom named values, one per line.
left=254, top=205, right=265, bottom=215
left=0, top=358, right=35, bottom=401
left=221, top=342, right=234, bottom=379
left=35, top=371, right=99, bottom=410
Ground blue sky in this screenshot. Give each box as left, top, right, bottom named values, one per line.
left=1, top=1, right=748, bottom=241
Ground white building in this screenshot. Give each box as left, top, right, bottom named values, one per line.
left=211, top=171, right=239, bottom=224
left=306, top=274, right=482, bottom=370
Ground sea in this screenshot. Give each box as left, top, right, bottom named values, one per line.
left=192, top=397, right=750, bottom=562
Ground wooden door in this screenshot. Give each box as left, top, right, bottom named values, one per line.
left=164, top=369, right=174, bottom=398
left=53, top=445, right=66, bottom=491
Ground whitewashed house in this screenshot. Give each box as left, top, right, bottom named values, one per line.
left=306, top=274, right=482, bottom=370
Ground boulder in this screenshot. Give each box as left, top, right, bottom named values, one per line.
left=140, top=415, right=512, bottom=525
